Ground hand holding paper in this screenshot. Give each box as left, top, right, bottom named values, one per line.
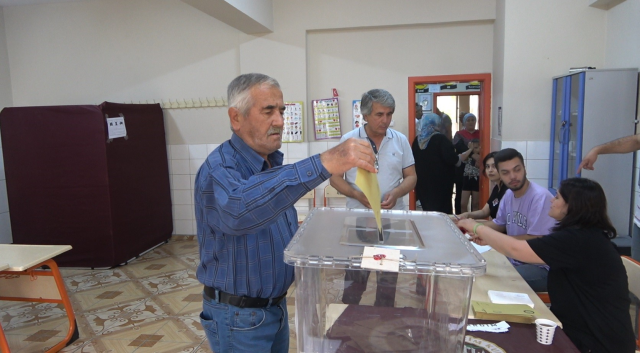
left=319, top=138, right=377, bottom=175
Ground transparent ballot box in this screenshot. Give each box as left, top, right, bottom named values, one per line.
left=284, top=208, right=486, bottom=353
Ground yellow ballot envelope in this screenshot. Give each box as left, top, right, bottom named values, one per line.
left=355, top=167, right=382, bottom=234
left=471, top=300, right=537, bottom=324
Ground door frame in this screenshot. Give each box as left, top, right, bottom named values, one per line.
left=408, top=73, right=492, bottom=211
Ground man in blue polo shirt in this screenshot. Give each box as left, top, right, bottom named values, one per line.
left=330, top=88, right=416, bottom=307
left=195, top=73, right=377, bottom=353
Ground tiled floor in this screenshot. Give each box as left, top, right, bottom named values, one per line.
left=0, top=236, right=302, bottom=353
left=0, top=236, right=464, bottom=353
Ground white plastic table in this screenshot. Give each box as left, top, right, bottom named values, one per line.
left=0, top=244, right=74, bottom=353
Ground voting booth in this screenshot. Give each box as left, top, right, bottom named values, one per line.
left=0, top=102, right=172, bottom=267
left=284, top=208, right=486, bottom=352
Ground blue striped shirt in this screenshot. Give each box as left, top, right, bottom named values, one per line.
left=194, top=133, right=331, bottom=298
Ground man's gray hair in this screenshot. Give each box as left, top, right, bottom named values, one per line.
left=228, top=73, right=280, bottom=116
left=360, top=89, right=395, bottom=116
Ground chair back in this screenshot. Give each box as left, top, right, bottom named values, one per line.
left=324, top=185, right=345, bottom=207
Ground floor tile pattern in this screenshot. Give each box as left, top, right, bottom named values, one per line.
left=0, top=236, right=223, bottom=353
left=0, top=236, right=433, bottom=353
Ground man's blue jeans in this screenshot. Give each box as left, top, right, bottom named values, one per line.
left=200, top=293, right=289, bottom=353
left=515, top=264, right=548, bottom=292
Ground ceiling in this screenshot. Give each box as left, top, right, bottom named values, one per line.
left=0, top=0, right=85, bottom=7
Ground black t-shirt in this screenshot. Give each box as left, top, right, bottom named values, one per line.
left=486, top=183, right=507, bottom=219
left=527, top=228, right=636, bottom=353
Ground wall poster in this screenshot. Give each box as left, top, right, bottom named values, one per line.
left=312, top=98, right=341, bottom=139
left=283, top=101, right=304, bottom=143
left=353, top=100, right=363, bottom=129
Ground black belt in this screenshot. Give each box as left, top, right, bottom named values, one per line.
left=203, top=286, right=287, bottom=308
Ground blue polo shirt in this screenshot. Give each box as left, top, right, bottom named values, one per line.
left=194, top=133, right=331, bottom=298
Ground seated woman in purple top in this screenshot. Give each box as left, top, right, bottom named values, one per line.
left=459, top=178, right=635, bottom=353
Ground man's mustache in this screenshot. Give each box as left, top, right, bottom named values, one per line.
left=268, top=127, right=282, bottom=135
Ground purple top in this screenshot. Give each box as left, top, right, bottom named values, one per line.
left=494, top=181, right=556, bottom=267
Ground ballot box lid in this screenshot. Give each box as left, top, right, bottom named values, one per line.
left=284, top=207, right=486, bottom=275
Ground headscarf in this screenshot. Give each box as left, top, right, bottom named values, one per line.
left=463, top=113, right=477, bottom=125
left=417, top=113, right=442, bottom=150
left=454, top=113, right=479, bottom=145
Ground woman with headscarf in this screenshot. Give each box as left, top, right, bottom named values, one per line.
left=453, top=113, right=481, bottom=213
left=412, top=113, right=473, bottom=214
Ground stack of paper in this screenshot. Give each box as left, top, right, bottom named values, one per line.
left=488, top=290, right=535, bottom=308
left=471, top=301, right=537, bottom=324
left=466, top=321, right=510, bottom=333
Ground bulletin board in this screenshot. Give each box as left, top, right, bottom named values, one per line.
left=312, top=98, right=342, bottom=140
left=352, top=100, right=363, bottom=129
left=283, top=101, right=304, bottom=143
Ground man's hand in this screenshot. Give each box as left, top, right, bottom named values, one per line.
left=320, top=138, right=376, bottom=175
left=577, top=148, right=598, bottom=173
left=380, top=192, right=398, bottom=209
left=577, top=134, right=640, bottom=174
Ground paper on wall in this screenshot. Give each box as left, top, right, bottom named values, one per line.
left=107, top=117, right=127, bottom=139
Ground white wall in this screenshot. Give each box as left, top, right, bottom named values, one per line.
left=605, top=0, right=640, bottom=69
left=491, top=0, right=505, bottom=148
left=0, top=7, right=12, bottom=243
left=489, top=0, right=608, bottom=190
left=307, top=21, right=494, bottom=136
left=4, top=0, right=240, bottom=144
left=2, top=0, right=497, bottom=144
left=1, top=0, right=637, bottom=235
left=500, top=0, right=606, bottom=142
left=0, top=0, right=497, bottom=235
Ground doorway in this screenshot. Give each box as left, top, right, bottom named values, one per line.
left=408, top=73, right=491, bottom=212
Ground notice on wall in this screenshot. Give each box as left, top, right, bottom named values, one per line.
left=312, top=98, right=341, bottom=139
left=283, top=101, right=304, bottom=143
left=353, top=100, right=363, bottom=129
left=107, top=117, right=127, bottom=139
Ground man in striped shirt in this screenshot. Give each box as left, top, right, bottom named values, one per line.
left=195, top=73, right=376, bottom=353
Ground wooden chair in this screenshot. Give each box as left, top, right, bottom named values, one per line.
left=324, top=184, right=346, bottom=207
left=621, top=256, right=640, bottom=351
left=297, top=189, right=315, bottom=224
left=536, top=292, right=550, bottom=304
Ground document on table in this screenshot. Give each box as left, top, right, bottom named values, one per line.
left=355, top=167, right=382, bottom=233
left=472, top=242, right=492, bottom=253
left=488, top=290, right=535, bottom=308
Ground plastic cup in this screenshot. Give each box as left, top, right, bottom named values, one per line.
left=535, top=319, right=557, bottom=345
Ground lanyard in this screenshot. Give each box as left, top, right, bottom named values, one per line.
left=366, top=137, right=379, bottom=170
